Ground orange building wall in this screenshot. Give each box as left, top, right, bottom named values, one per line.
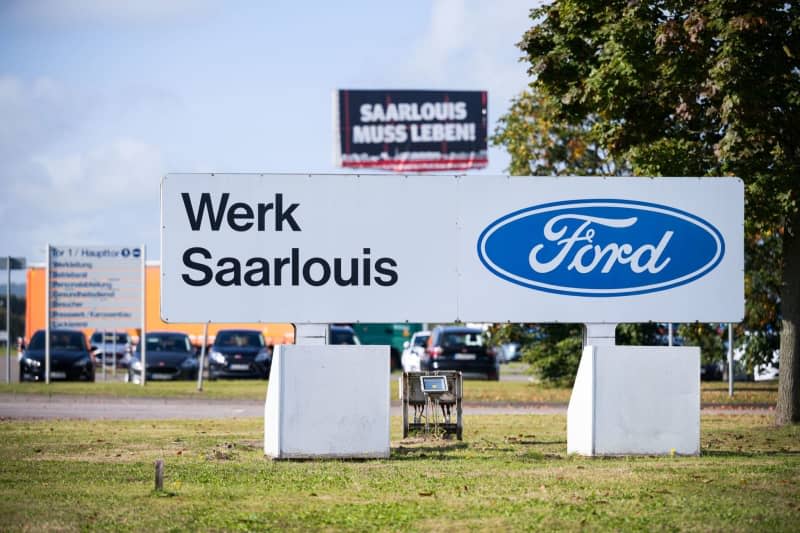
left=25, top=264, right=295, bottom=346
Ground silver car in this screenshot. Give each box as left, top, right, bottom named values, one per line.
left=89, top=331, right=132, bottom=367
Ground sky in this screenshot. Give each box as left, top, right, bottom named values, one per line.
left=0, top=0, right=540, bottom=270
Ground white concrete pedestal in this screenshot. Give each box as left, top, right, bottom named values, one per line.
left=567, top=345, right=700, bottom=456
left=264, top=344, right=390, bottom=459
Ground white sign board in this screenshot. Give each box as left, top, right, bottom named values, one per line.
left=161, top=174, right=743, bottom=323
left=49, top=245, right=143, bottom=329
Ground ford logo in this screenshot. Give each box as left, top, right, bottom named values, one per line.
left=477, top=199, right=725, bottom=297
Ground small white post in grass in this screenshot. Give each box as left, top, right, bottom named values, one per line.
left=154, top=459, right=164, bottom=491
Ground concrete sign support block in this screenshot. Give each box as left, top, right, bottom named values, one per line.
left=264, top=344, right=390, bottom=459
left=568, top=345, right=700, bottom=456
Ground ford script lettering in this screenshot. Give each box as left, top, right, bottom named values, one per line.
left=477, top=200, right=725, bottom=297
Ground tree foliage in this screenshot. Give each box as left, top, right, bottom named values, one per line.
left=514, top=0, right=800, bottom=423
left=492, top=89, right=623, bottom=176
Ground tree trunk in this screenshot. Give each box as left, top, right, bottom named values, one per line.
left=776, top=212, right=800, bottom=425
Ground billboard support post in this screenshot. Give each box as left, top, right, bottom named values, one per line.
left=728, top=323, right=734, bottom=397
left=294, top=324, right=328, bottom=346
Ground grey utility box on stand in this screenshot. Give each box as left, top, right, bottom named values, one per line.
left=400, top=371, right=463, bottom=440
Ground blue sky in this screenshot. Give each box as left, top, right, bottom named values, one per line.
left=0, top=0, right=539, bottom=267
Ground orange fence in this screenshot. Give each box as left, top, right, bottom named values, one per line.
left=25, top=264, right=295, bottom=347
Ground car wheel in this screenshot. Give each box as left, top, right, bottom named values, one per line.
left=487, top=370, right=500, bottom=381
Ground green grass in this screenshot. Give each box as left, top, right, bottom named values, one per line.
left=0, top=415, right=798, bottom=531
left=0, top=376, right=778, bottom=405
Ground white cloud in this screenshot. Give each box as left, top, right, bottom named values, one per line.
left=405, top=0, right=538, bottom=92
left=4, top=138, right=164, bottom=263
left=403, top=0, right=543, bottom=172
left=0, top=77, right=166, bottom=263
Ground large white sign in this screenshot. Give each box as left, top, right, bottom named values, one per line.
left=49, top=245, right=143, bottom=329
left=161, top=174, right=743, bottom=323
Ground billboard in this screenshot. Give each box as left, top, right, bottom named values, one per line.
left=334, top=89, right=488, bottom=172
left=161, top=174, right=743, bottom=324
left=48, top=245, right=143, bottom=330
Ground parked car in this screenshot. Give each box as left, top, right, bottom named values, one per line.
left=401, top=330, right=430, bottom=372
left=421, top=326, right=499, bottom=380
left=700, top=360, right=724, bottom=381
left=126, top=331, right=198, bottom=383
left=19, top=329, right=95, bottom=382
left=208, top=329, right=271, bottom=379
left=89, top=331, right=132, bottom=367
left=329, top=325, right=360, bottom=345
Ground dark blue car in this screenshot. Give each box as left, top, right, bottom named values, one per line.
left=421, top=326, right=499, bottom=381
left=127, top=332, right=198, bottom=383
left=20, top=329, right=95, bottom=382
left=208, top=329, right=271, bottom=379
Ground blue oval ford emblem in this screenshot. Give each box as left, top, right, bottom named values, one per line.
left=477, top=199, right=725, bottom=297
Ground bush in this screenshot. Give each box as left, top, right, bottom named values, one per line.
left=521, top=324, right=583, bottom=387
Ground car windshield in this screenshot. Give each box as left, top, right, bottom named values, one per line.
left=29, top=331, right=86, bottom=351
left=91, top=332, right=128, bottom=344
left=139, top=334, right=191, bottom=353
left=441, top=331, right=484, bottom=349
left=330, top=329, right=360, bottom=345
left=215, top=331, right=264, bottom=348
left=413, top=335, right=430, bottom=347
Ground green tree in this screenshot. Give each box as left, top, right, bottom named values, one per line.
left=492, top=88, right=623, bottom=176
left=517, top=1, right=800, bottom=423
left=524, top=324, right=584, bottom=386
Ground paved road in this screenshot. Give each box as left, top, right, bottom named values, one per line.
left=0, top=394, right=565, bottom=420
left=0, top=394, right=773, bottom=420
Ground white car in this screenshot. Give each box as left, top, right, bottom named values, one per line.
left=401, top=330, right=430, bottom=372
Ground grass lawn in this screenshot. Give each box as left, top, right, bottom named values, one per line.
left=0, top=414, right=798, bottom=531
left=0, top=376, right=779, bottom=406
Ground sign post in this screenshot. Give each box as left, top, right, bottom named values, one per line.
left=46, top=245, right=144, bottom=384
left=728, top=323, right=734, bottom=397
